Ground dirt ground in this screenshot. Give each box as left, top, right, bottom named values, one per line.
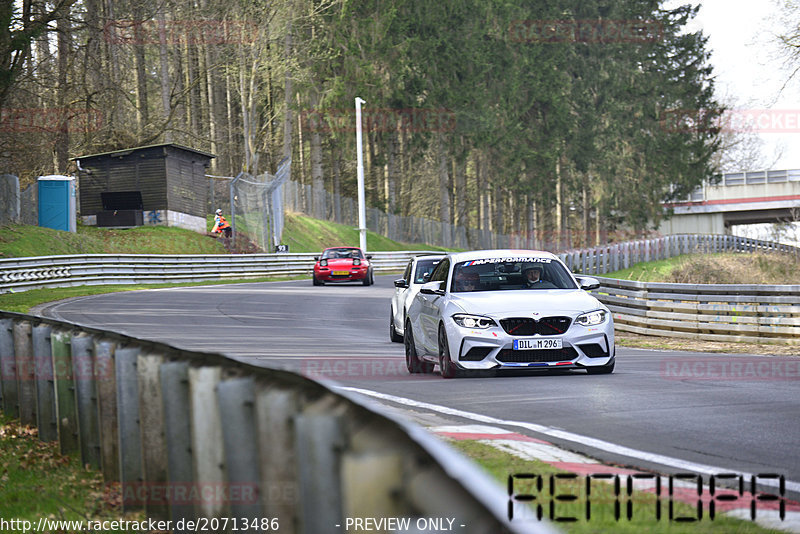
left=617, top=332, right=800, bottom=356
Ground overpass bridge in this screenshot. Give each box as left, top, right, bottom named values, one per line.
left=659, top=168, right=800, bottom=235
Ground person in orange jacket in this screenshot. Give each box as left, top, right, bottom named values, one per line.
left=212, top=209, right=232, bottom=238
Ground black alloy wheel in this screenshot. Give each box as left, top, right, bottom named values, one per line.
left=390, top=309, right=403, bottom=343
left=438, top=326, right=459, bottom=379
left=405, top=321, right=433, bottom=374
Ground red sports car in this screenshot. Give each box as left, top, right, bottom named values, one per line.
left=312, top=247, right=374, bottom=286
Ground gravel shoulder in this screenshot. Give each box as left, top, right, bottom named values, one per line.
left=617, top=331, right=800, bottom=356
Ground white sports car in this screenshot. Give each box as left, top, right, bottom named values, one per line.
left=390, top=254, right=445, bottom=342
left=404, top=249, right=615, bottom=378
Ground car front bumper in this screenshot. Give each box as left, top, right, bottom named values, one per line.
left=315, top=267, right=369, bottom=282
left=445, top=319, right=615, bottom=371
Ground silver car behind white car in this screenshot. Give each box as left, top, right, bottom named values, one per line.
left=390, top=254, right=445, bottom=342
left=404, top=249, right=615, bottom=378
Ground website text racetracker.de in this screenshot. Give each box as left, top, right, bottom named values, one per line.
left=0, top=517, right=279, bottom=533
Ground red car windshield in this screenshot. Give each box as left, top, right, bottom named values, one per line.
left=321, top=248, right=364, bottom=260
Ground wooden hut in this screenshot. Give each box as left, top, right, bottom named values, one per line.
left=72, top=143, right=215, bottom=233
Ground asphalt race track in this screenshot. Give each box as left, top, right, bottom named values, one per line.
left=41, top=275, right=800, bottom=499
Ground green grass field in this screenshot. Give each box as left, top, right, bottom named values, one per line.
left=1, top=212, right=451, bottom=260
left=602, top=252, right=798, bottom=285
left=601, top=254, right=695, bottom=282
left=0, top=223, right=226, bottom=258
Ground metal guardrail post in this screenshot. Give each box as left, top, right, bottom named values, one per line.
left=255, top=388, right=299, bottom=531
left=94, top=339, right=119, bottom=482
left=188, top=366, right=227, bottom=519
left=294, top=414, right=345, bottom=533
left=340, top=426, right=405, bottom=521
left=13, top=321, right=35, bottom=427
left=137, top=353, right=169, bottom=521
left=32, top=324, right=57, bottom=442
left=0, top=318, right=18, bottom=418
left=230, top=172, right=243, bottom=248
left=160, top=361, right=194, bottom=524
left=116, top=346, right=144, bottom=512
left=218, top=377, right=262, bottom=521
left=72, top=334, right=101, bottom=468
left=52, top=330, right=79, bottom=454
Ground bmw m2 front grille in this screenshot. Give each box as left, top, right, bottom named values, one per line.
left=499, top=316, right=572, bottom=336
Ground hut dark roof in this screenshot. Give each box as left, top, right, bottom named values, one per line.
left=72, top=143, right=215, bottom=161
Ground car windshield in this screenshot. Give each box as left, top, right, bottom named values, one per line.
left=321, top=248, right=363, bottom=260
left=451, top=256, right=577, bottom=292
left=413, top=259, right=441, bottom=283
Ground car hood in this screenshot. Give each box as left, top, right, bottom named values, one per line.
left=450, top=289, right=603, bottom=316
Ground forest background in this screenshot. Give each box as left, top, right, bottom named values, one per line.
left=0, top=0, right=728, bottom=249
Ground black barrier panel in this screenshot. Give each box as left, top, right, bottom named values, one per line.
left=101, top=191, right=143, bottom=211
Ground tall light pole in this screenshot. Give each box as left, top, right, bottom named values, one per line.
left=355, top=97, right=368, bottom=252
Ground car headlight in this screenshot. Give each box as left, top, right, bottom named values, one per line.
left=320, top=259, right=328, bottom=267
left=452, top=313, right=497, bottom=329
left=576, top=310, right=607, bottom=326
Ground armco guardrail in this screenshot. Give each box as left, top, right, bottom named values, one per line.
left=2, top=234, right=796, bottom=295
left=0, top=311, right=553, bottom=534
left=557, top=234, right=798, bottom=276
left=592, top=277, right=800, bottom=345
left=0, top=251, right=434, bottom=294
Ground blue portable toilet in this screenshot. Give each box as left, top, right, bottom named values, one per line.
left=38, top=175, right=77, bottom=232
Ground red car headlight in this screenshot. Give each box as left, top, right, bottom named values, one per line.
left=353, top=258, right=361, bottom=266
left=320, top=259, right=328, bottom=267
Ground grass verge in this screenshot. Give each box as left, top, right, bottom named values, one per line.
left=0, top=414, right=141, bottom=532
left=0, top=224, right=226, bottom=258
left=449, top=439, right=783, bottom=533
left=600, top=254, right=695, bottom=282
left=602, top=252, right=799, bottom=285
left=0, top=276, right=307, bottom=314
left=279, top=212, right=455, bottom=252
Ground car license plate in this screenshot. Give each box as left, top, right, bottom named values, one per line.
left=513, top=339, right=562, bottom=350
left=333, top=270, right=349, bottom=276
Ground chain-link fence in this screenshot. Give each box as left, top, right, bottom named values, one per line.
left=282, top=180, right=531, bottom=250
left=207, top=158, right=291, bottom=252
left=1, top=174, right=39, bottom=226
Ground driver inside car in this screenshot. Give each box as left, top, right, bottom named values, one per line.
left=523, top=266, right=544, bottom=287
left=454, top=271, right=480, bottom=292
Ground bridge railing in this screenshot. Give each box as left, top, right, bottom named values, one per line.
left=0, top=311, right=551, bottom=534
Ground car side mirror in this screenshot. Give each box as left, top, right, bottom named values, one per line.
left=577, top=276, right=600, bottom=291
left=314, top=256, right=319, bottom=261
left=394, top=279, right=409, bottom=288
left=366, top=254, right=373, bottom=260
left=420, top=281, right=445, bottom=296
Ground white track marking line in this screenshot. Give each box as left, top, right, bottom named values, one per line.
left=339, top=386, right=800, bottom=495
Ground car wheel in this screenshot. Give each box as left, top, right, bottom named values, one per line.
left=370, top=270, right=374, bottom=285
left=312, top=274, right=322, bottom=286
left=362, top=271, right=372, bottom=286
left=405, top=321, right=433, bottom=374
left=390, top=309, right=403, bottom=343
left=586, top=359, right=615, bottom=375
left=438, top=325, right=459, bottom=379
